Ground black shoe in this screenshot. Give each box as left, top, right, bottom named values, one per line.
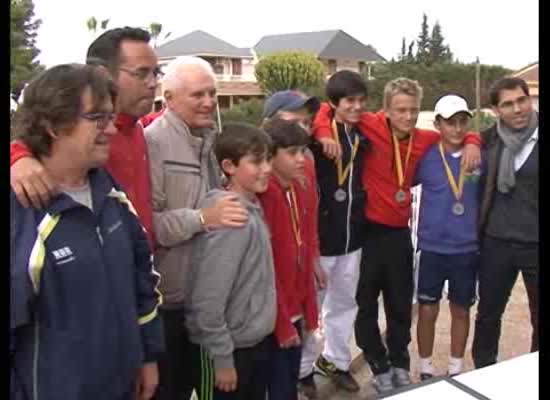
left=420, top=372, right=434, bottom=381
left=314, top=356, right=360, bottom=392
left=298, top=372, right=318, bottom=399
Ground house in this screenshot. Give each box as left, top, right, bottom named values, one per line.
left=154, top=30, right=263, bottom=108
left=254, top=29, right=386, bottom=78
left=512, top=62, right=538, bottom=110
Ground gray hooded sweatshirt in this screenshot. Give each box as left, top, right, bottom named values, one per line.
left=185, top=189, right=277, bottom=370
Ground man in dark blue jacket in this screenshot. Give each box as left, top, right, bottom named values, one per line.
left=10, top=64, right=164, bottom=400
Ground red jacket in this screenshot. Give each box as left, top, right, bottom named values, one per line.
left=139, top=110, right=164, bottom=128
left=259, top=175, right=318, bottom=345
left=312, top=103, right=481, bottom=228
left=10, top=113, right=155, bottom=247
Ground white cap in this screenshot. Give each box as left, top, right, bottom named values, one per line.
left=434, top=95, right=472, bottom=119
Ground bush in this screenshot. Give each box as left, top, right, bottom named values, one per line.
left=255, top=52, right=325, bottom=94
left=220, top=98, right=265, bottom=126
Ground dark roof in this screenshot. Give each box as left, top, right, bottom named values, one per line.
left=254, top=30, right=386, bottom=62
left=155, top=30, right=253, bottom=59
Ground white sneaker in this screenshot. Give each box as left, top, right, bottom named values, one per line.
left=392, top=367, right=412, bottom=387
left=372, top=369, right=395, bottom=393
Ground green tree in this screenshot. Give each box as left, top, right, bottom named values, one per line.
left=406, top=41, right=415, bottom=62
left=416, top=13, right=430, bottom=64
left=254, top=52, right=325, bottom=94
left=427, top=21, right=453, bottom=64
left=149, top=22, right=162, bottom=47
left=86, top=16, right=109, bottom=35
left=11, top=0, right=43, bottom=99
left=399, top=37, right=406, bottom=62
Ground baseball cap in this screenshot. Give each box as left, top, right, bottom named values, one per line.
left=262, top=90, right=321, bottom=119
left=434, top=95, right=473, bottom=119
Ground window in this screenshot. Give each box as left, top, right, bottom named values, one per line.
left=358, top=61, right=367, bottom=75
left=232, top=59, right=242, bottom=76
left=327, top=59, right=337, bottom=75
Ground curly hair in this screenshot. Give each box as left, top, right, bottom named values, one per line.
left=13, top=63, right=117, bottom=157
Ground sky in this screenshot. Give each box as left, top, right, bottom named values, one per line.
left=32, top=0, right=538, bottom=71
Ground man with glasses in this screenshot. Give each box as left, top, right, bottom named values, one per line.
left=472, top=77, right=539, bottom=368
left=10, top=27, right=160, bottom=248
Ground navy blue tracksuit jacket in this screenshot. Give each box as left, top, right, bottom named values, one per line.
left=10, top=168, right=164, bottom=400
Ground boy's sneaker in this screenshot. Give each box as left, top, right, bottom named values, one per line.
left=314, top=355, right=360, bottom=392
left=420, top=372, right=434, bottom=381
left=298, top=372, right=318, bottom=399
left=392, top=368, right=412, bottom=387
left=372, top=369, right=395, bottom=394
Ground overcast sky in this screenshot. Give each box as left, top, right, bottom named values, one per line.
left=33, top=0, right=538, bottom=71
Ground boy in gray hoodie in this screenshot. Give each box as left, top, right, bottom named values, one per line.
left=185, top=122, right=277, bottom=400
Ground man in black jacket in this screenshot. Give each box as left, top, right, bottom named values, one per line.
left=472, top=77, right=538, bottom=368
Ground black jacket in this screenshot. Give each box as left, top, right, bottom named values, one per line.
left=310, top=121, right=369, bottom=256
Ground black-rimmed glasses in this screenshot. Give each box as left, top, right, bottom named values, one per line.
left=80, top=112, right=117, bottom=130
left=119, top=66, right=164, bottom=82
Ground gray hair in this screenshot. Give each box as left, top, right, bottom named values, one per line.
left=161, top=56, right=217, bottom=94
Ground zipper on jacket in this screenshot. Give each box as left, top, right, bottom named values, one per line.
left=344, top=125, right=354, bottom=254
left=33, top=315, right=40, bottom=400
left=96, top=226, right=104, bottom=246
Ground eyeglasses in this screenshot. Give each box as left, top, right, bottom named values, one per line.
left=119, top=66, right=164, bottom=82
left=80, top=112, right=117, bottom=130
left=498, top=95, right=531, bottom=112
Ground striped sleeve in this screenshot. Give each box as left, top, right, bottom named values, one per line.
left=109, top=187, right=165, bottom=361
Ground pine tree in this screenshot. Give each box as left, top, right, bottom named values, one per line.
left=416, top=13, right=430, bottom=64
left=11, top=0, right=43, bottom=99
left=399, top=37, right=406, bottom=62
left=406, top=41, right=415, bottom=62
left=427, top=21, right=453, bottom=64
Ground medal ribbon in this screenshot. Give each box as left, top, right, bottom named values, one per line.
left=287, top=185, right=302, bottom=248
left=438, top=142, right=465, bottom=201
left=332, top=119, right=360, bottom=186
left=391, top=131, right=415, bottom=189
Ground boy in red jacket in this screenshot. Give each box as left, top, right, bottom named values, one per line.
left=260, top=118, right=318, bottom=400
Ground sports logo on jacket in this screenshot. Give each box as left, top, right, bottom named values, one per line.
left=52, top=246, right=76, bottom=265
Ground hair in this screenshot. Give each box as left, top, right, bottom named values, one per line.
left=383, top=77, right=423, bottom=109
left=214, top=122, right=272, bottom=173
left=488, top=77, right=530, bottom=106
left=326, top=70, right=368, bottom=105
left=86, top=26, right=151, bottom=72
left=262, top=117, right=309, bottom=152
left=13, top=63, right=117, bottom=157
left=162, top=56, right=217, bottom=94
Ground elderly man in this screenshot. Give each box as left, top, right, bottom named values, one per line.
left=145, top=56, right=247, bottom=400
left=472, top=77, right=539, bottom=368
left=10, top=27, right=160, bottom=247
left=10, top=64, right=163, bottom=400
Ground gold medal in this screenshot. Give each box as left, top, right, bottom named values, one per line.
left=439, top=143, right=466, bottom=217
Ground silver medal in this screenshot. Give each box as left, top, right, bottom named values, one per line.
left=334, top=188, right=347, bottom=202
left=395, top=189, right=407, bottom=203
left=452, top=202, right=465, bottom=216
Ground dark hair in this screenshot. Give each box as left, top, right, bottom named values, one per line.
left=86, top=26, right=151, bottom=71
left=13, top=63, right=117, bottom=157
left=326, top=70, right=368, bottom=105
left=215, top=122, right=272, bottom=172
left=262, top=117, right=309, bottom=153
left=489, top=77, right=530, bottom=106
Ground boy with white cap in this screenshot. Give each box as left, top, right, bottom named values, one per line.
left=413, top=94, right=483, bottom=380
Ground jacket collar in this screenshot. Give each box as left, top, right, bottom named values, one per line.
left=115, top=113, right=139, bottom=134
left=45, top=168, right=115, bottom=216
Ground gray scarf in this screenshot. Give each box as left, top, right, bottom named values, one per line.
left=496, top=111, right=538, bottom=193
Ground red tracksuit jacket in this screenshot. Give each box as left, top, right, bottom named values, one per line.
left=259, top=174, right=318, bottom=345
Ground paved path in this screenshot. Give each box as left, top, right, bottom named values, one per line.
left=313, top=278, right=533, bottom=399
